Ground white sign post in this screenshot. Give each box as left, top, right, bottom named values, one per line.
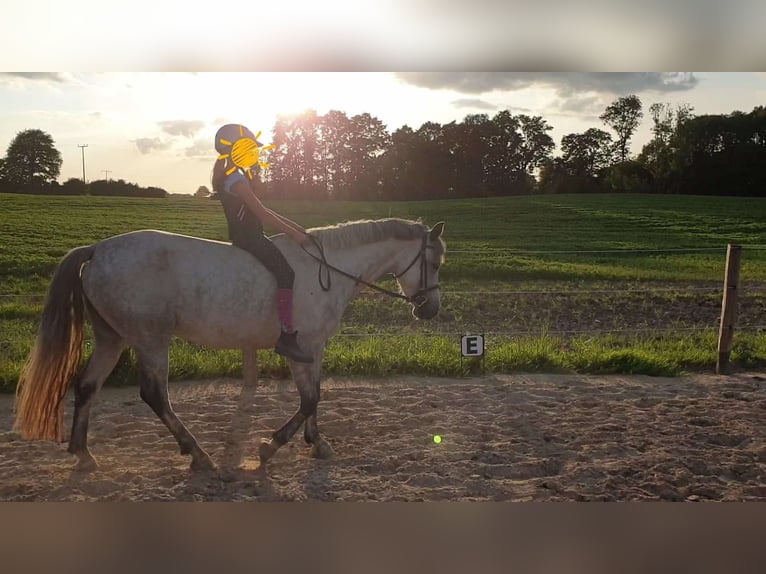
left=460, top=333, right=485, bottom=373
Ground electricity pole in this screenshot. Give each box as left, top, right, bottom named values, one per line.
left=78, top=144, right=88, bottom=183
left=102, top=169, right=112, bottom=181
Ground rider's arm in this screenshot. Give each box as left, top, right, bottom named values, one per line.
left=261, top=207, right=307, bottom=237
left=229, top=179, right=308, bottom=244
left=247, top=178, right=308, bottom=239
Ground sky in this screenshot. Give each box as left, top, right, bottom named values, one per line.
left=1, top=72, right=765, bottom=194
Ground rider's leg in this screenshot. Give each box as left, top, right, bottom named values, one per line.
left=231, top=226, right=313, bottom=364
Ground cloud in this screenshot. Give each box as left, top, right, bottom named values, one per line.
left=0, top=72, right=68, bottom=83
left=184, top=139, right=211, bottom=160
left=397, top=73, right=699, bottom=95
left=158, top=120, right=205, bottom=138
left=134, top=137, right=171, bottom=155
left=451, top=98, right=497, bottom=111
left=555, top=93, right=605, bottom=115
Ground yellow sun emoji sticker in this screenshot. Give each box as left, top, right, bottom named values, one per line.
left=215, top=124, right=276, bottom=180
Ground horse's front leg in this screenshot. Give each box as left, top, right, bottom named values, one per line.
left=304, top=411, right=334, bottom=460
left=302, top=349, right=333, bottom=459
left=258, top=361, right=314, bottom=464
left=259, top=351, right=331, bottom=464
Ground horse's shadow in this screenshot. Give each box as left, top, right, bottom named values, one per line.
left=64, top=377, right=330, bottom=500
left=212, top=377, right=277, bottom=499
left=303, top=458, right=333, bottom=501
left=220, top=377, right=260, bottom=471
left=203, top=377, right=332, bottom=501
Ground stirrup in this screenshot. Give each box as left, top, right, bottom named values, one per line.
left=275, top=331, right=314, bottom=363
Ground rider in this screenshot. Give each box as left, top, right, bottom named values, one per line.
left=212, top=123, right=313, bottom=363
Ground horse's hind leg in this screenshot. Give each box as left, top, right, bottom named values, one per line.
left=67, top=322, right=125, bottom=472
left=135, top=346, right=215, bottom=472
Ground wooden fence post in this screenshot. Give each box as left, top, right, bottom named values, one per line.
left=717, top=245, right=743, bottom=375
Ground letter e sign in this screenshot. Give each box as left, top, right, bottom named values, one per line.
left=461, top=335, right=484, bottom=357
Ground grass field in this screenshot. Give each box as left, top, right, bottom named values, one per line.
left=2, top=192, right=766, bottom=389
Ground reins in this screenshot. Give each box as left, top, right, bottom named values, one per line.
left=299, top=232, right=438, bottom=306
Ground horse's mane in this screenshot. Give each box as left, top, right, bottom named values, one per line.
left=307, top=218, right=429, bottom=250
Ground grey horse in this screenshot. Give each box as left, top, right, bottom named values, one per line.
left=14, top=218, right=446, bottom=472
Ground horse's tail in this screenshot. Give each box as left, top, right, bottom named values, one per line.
left=14, top=245, right=96, bottom=442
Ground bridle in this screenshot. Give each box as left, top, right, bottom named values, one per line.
left=301, top=233, right=440, bottom=307
left=392, top=234, right=441, bottom=307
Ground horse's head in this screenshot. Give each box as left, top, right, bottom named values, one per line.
left=394, top=222, right=446, bottom=320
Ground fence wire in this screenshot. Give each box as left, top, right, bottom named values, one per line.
left=0, top=286, right=733, bottom=300
left=4, top=323, right=756, bottom=350
left=2, top=244, right=764, bottom=347
left=449, top=247, right=728, bottom=255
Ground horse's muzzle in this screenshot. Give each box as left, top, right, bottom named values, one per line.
left=413, top=300, right=439, bottom=320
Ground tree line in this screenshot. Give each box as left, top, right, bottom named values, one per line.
left=264, top=109, right=555, bottom=200
left=263, top=99, right=766, bottom=199
left=2, top=98, right=765, bottom=200
left=541, top=100, right=766, bottom=197
left=0, top=129, right=167, bottom=197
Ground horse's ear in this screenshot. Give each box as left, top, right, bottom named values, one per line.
left=429, top=221, right=445, bottom=239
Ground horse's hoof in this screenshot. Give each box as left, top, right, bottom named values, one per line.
left=258, top=439, right=279, bottom=464
left=310, top=439, right=334, bottom=460
left=74, top=456, right=98, bottom=473
left=190, top=455, right=216, bottom=472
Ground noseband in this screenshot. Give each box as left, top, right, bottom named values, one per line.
left=302, top=233, right=439, bottom=307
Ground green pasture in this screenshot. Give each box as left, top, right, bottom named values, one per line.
left=2, top=192, right=766, bottom=389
